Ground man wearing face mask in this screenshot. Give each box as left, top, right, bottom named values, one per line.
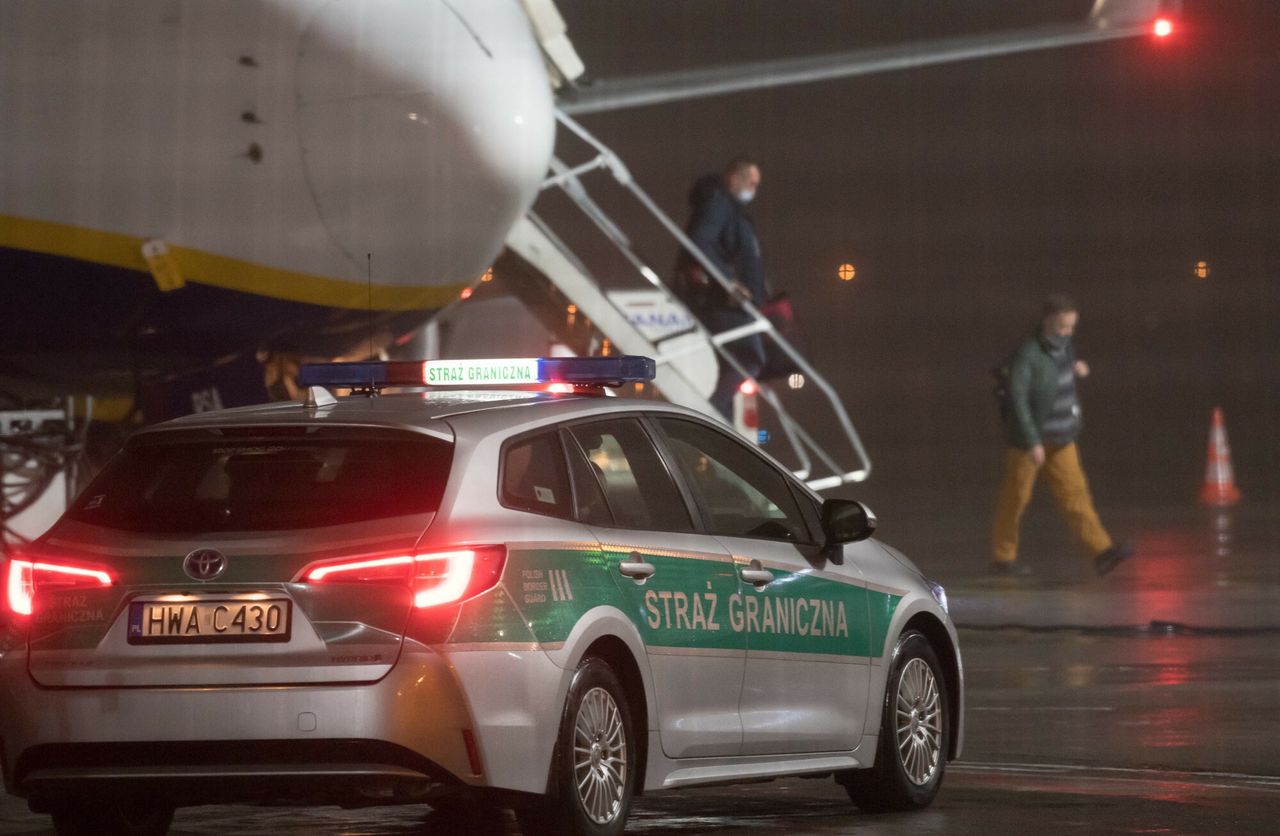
left=992, top=294, right=1135, bottom=577
left=674, top=157, right=768, bottom=419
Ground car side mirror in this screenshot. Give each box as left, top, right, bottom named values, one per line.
left=821, top=499, right=877, bottom=545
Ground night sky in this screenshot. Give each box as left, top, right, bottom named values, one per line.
left=551, top=0, right=1280, bottom=537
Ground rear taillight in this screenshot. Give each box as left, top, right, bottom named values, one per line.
left=300, top=546, right=506, bottom=609
left=5, top=558, right=114, bottom=616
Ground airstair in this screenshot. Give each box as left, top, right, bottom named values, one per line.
left=1, top=399, right=92, bottom=550
left=504, top=110, right=871, bottom=491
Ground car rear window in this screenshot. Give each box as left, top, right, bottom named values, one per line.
left=501, top=431, right=572, bottom=518
left=66, top=428, right=453, bottom=532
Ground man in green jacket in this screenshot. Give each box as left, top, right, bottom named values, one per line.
left=992, top=294, right=1134, bottom=577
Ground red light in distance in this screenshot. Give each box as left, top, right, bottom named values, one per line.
left=1153, top=18, right=1173, bottom=38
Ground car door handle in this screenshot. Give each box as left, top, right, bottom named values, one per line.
left=740, top=567, right=774, bottom=587
left=618, top=560, right=656, bottom=581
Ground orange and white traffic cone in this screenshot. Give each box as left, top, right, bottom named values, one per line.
left=1199, top=407, right=1242, bottom=506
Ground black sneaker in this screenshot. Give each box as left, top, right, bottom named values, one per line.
left=1094, top=541, right=1136, bottom=577
left=990, top=561, right=1032, bottom=577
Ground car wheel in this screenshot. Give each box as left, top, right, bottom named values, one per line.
left=841, top=630, right=948, bottom=812
left=50, top=796, right=175, bottom=835
left=517, top=656, right=635, bottom=836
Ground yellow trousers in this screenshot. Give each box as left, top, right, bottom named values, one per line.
left=992, top=443, right=1113, bottom=564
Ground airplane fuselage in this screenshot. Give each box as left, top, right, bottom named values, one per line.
left=1, top=0, right=554, bottom=393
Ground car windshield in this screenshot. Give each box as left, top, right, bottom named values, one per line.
left=65, top=428, right=453, bottom=532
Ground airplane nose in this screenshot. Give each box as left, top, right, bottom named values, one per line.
left=293, top=0, right=554, bottom=303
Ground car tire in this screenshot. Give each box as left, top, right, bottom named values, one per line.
left=516, top=656, right=635, bottom=836
left=841, top=630, right=948, bottom=813
left=50, top=797, right=175, bottom=835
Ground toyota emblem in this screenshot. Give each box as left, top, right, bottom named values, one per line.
left=183, top=548, right=227, bottom=581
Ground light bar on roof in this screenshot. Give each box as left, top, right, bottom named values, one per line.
left=297, top=356, right=655, bottom=390
left=539, top=356, right=655, bottom=386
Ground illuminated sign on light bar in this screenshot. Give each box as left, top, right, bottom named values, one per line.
left=297, top=356, right=655, bottom=390
left=424, top=358, right=538, bottom=386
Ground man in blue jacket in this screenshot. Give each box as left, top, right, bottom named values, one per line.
left=676, top=158, right=768, bottom=419
left=992, top=294, right=1135, bottom=577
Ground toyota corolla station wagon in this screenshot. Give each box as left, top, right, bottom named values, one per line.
left=0, top=357, right=963, bottom=835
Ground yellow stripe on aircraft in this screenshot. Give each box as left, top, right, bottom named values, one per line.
left=0, top=214, right=467, bottom=311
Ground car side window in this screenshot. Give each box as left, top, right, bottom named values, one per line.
left=655, top=417, right=810, bottom=542
left=500, top=431, right=572, bottom=519
left=561, top=430, right=614, bottom=526
left=566, top=418, right=694, bottom=533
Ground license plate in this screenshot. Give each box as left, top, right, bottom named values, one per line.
left=128, top=599, right=291, bottom=644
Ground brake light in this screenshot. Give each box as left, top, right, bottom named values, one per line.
left=300, top=547, right=506, bottom=609
left=5, top=558, right=114, bottom=616
left=304, top=555, right=417, bottom=583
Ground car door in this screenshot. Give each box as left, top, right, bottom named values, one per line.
left=562, top=416, right=745, bottom=759
left=651, top=416, right=873, bottom=756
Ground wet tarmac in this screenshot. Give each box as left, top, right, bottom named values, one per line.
left=3, top=630, right=1276, bottom=835
left=2, top=503, right=1277, bottom=834
left=3, top=762, right=1278, bottom=835
left=939, top=505, right=1280, bottom=632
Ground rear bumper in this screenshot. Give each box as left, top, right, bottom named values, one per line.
left=0, top=643, right=568, bottom=802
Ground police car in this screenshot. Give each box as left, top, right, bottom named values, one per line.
left=0, top=357, right=962, bottom=835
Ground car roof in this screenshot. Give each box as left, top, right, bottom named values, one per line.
left=140, top=389, right=714, bottom=441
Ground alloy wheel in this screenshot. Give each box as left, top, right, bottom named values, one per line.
left=895, top=657, right=943, bottom=785
left=572, top=685, right=628, bottom=824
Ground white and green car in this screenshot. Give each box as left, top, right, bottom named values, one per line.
left=0, top=357, right=963, bottom=836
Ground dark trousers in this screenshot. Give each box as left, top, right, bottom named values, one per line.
left=708, top=309, right=765, bottom=420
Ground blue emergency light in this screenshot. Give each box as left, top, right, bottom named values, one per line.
left=297, top=356, right=656, bottom=391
